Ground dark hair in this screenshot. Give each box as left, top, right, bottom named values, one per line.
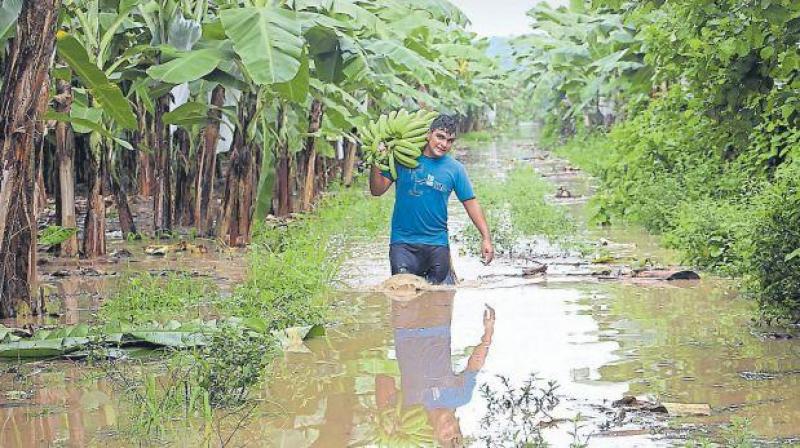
left=429, top=114, right=458, bottom=135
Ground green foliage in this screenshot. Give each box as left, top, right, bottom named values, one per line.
left=663, top=200, right=752, bottom=275
left=458, top=130, right=493, bottom=144
left=37, top=225, right=77, bottom=246
left=548, top=92, right=800, bottom=318
left=524, top=0, right=800, bottom=321
left=462, top=165, right=575, bottom=255
left=99, top=272, right=217, bottom=324
left=747, top=164, right=800, bottom=322
left=226, top=184, right=391, bottom=328
left=190, top=324, right=274, bottom=408
left=55, top=34, right=137, bottom=129
left=510, top=2, right=649, bottom=130
left=106, top=326, right=271, bottom=439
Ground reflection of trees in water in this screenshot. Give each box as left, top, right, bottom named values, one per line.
left=0, top=368, right=118, bottom=448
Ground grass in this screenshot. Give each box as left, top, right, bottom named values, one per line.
left=461, top=164, right=576, bottom=256
left=220, top=182, right=392, bottom=329
left=99, top=272, right=217, bottom=324
left=98, top=181, right=391, bottom=329
left=459, top=130, right=494, bottom=145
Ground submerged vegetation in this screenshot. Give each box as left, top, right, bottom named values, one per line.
left=461, top=164, right=575, bottom=256
left=226, top=184, right=391, bottom=327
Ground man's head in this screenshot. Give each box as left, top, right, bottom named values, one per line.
left=430, top=408, right=463, bottom=447
left=425, top=114, right=458, bottom=158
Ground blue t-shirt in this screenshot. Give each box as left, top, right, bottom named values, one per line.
left=394, top=326, right=479, bottom=410
left=383, top=155, right=475, bottom=246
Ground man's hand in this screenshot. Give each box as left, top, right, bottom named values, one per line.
left=369, top=144, right=393, bottom=196
left=482, top=304, right=495, bottom=343
left=462, top=198, right=493, bottom=265
left=481, top=237, right=494, bottom=265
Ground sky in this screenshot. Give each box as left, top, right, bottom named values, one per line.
left=449, top=0, right=568, bottom=37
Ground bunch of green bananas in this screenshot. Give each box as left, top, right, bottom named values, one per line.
left=361, top=109, right=439, bottom=179
left=367, top=404, right=434, bottom=447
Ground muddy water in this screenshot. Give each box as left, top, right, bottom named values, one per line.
left=2, top=136, right=800, bottom=447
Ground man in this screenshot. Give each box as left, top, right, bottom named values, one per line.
left=369, top=114, right=494, bottom=285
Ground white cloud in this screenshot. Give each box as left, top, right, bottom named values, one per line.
left=449, top=0, right=568, bottom=37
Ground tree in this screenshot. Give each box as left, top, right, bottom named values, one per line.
left=0, top=0, right=62, bottom=317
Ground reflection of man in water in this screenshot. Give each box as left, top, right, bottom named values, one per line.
left=376, top=292, right=495, bottom=447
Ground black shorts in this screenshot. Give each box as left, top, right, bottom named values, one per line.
left=389, top=243, right=455, bottom=285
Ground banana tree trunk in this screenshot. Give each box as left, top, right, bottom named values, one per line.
left=174, top=128, right=193, bottom=226
left=342, top=138, right=357, bottom=187
left=301, top=99, right=323, bottom=211
left=136, top=104, right=153, bottom=196
left=153, top=95, right=172, bottom=237
left=194, top=84, right=225, bottom=235
left=218, top=94, right=257, bottom=246
left=54, top=80, right=78, bottom=257
left=82, top=134, right=106, bottom=258
left=276, top=104, right=292, bottom=217
left=109, top=169, right=136, bottom=240
left=0, top=0, right=61, bottom=317
left=34, top=79, right=50, bottom=215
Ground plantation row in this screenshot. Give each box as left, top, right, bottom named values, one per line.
left=511, top=0, right=800, bottom=320
left=0, top=0, right=506, bottom=316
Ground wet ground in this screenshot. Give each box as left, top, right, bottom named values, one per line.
left=2, top=133, right=800, bottom=447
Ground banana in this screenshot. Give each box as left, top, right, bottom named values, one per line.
left=405, top=137, right=428, bottom=147
left=392, top=113, right=413, bottom=136
left=394, top=140, right=423, bottom=152
left=361, top=124, right=374, bottom=144
left=399, top=117, right=427, bottom=134
left=369, top=121, right=381, bottom=142
left=394, top=148, right=421, bottom=161
left=422, top=110, right=439, bottom=122
left=388, top=151, right=398, bottom=179
left=395, top=149, right=421, bottom=161
left=394, top=151, right=419, bottom=169
left=403, top=127, right=429, bottom=139
left=377, top=114, right=388, bottom=137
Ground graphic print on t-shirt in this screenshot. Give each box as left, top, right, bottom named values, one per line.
left=410, top=168, right=447, bottom=197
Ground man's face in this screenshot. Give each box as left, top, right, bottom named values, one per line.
left=426, top=128, right=456, bottom=158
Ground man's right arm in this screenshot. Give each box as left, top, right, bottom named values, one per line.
left=370, top=164, right=393, bottom=196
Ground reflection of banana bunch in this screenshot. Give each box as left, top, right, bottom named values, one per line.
left=361, top=109, right=439, bottom=179
left=368, top=403, right=434, bottom=447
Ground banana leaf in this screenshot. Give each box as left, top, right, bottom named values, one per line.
left=56, top=34, right=137, bottom=129
left=147, top=48, right=224, bottom=84
left=220, top=6, right=303, bottom=85
left=0, top=0, right=21, bottom=43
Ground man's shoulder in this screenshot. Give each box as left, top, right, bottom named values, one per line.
left=441, top=155, right=466, bottom=172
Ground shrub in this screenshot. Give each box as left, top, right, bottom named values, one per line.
left=747, top=164, right=800, bottom=322
left=663, top=200, right=752, bottom=275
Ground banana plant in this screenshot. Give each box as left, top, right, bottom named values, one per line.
left=0, top=0, right=22, bottom=50
left=512, top=3, right=647, bottom=128
left=53, top=0, right=140, bottom=255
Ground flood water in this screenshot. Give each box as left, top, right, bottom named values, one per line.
left=1, top=135, right=799, bottom=447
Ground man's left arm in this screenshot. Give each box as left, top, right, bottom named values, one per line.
left=453, top=164, right=494, bottom=265
left=462, top=198, right=494, bottom=265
